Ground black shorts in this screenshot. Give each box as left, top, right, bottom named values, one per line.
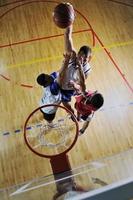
left=40, top=109, right=56, bottom=121
left=61, top=89, right=75, bottom=102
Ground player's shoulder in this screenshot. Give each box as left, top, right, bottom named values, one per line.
left=50, top=71, right=59, bottom=79
left=86, top=90, right=94, bottom=96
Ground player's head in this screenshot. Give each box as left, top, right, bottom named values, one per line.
left=85, top=91, right=104, bottom=110
left=37, top=73, right=53, bottom=87
left=77, top=45, right=92, bottom=63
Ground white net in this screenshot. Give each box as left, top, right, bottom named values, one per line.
left=38, top=115, right=72, bottom=147
left=24, top=105, right=78, bottom=157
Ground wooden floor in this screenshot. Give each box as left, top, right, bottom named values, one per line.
left=0, top=0, right=133, bottom=196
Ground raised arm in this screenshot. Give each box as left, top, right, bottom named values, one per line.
left=64, top=25, right=75, bottom=53
left=57, top=53, right=71, bottom=87
left=79, top=112, right=94, bottom=135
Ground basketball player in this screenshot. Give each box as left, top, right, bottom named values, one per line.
left=75, top=90, right=104, bottom=135
left=37, top=53, right=75, bottom=125
left=58, top=24, right=92, bottom=111
left=37, top=72, right=61, bottom=124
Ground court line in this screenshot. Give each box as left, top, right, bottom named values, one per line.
left=107, top=0, right=133, bottom=7
left=0, top=74, right=10, bottom=81
left=0, top=0, right=32, bottom=7
left=0, top=0, right=93, bottom=89
left=20, top=84, right=34, bottom=88
left=0, top=1, right=59, bottom=18
left=1, top=102, right=133, bottom=137
left=0, top=29, right=91, bottom=49
left=10, top=161, right=106, bottom=196
left=8, top=55, right=62, bottom=68
left=6, top=40, right=133, bottom=68
left=0, top=0, right=132, bottom=93
left=0, top=39, right=132, bottom=86
left=94, top=32, right=133, bottom=93
left=0, top=74, right=34, bottom=88
left=75, top=8, right=133, bottom=94
left=93, top=40, right=133, bottom=52
left=9, top=148, right=133, bottom=196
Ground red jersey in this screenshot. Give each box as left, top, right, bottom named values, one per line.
left=75, top=91, right=96, bottom=116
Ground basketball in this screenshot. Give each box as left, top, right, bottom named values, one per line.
left=53, top=3, right=75, bottom=29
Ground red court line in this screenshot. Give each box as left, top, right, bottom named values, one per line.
left=0, top=0, right=58, bottom=7
left=0, top=74, right=10, bottom=81
left=0, top=0, right=132, bottom=93
left=107, top=0, right=133, bottom=7
left=75, top=8, right=133, bottom=94
left=20, top=84, right=33, bottom=88
left=75, top=8, right=94, bottom=45
left=0, top=1, right=93, bottom=89
left=93, top=31, right=133, bottom=93
left=0, top=0, right=31, bottom=7
left=0, top=29, right=91, bottom=49
left=91, top=29, right=96, bottom=47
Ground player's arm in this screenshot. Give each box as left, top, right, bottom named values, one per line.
left=57, top=53, right=71, bottom=87
left=79, top=112, right=94, bottom=135
left=77, top=60, right=86, bottom=94
left=68, top=80, right=81, bottom=93
left=79, top=121, right=90, bottom=135
left=76, top=111, right=81, bottom=121
left=64, top=25, right=75, bottom=53
left=57, top=25, right=77, bottom=86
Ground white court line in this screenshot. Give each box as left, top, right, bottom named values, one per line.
left=10, top=180, right=34, bottom=196
left=9, top=148, right=133, bottom=197
left=10, top=161, right=106, bottom=196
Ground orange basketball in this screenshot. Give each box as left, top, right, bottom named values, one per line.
left=53, top=3, right=75, bottom=29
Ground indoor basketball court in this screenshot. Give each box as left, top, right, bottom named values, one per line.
left=0, top=0, right=133, bottom=199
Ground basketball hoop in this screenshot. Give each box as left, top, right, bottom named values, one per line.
left=38, top=114, right=73, bottom=147
left=24, top=104, right=79, bottom=158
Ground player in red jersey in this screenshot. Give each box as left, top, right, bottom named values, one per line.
left=74, top=90, right=104, bottom=135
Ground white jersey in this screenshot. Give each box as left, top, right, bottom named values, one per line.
left=40, top=86, right=61, bottom=114
left=61, top=58, right=91, bottom=90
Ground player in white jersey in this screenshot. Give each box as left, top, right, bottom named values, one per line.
left=37, top=53, right=74, bottom=123
left=37, top=72, right=61, bottom=123
left=58, top=24, right=92, bottom=112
